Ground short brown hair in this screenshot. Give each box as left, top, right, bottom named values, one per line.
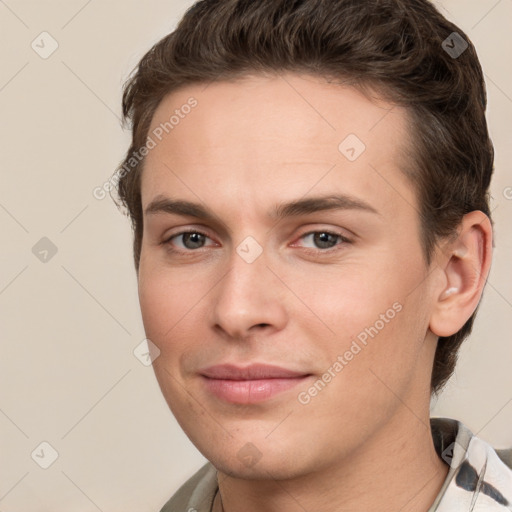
left=113, top=0, right=494, bottom=396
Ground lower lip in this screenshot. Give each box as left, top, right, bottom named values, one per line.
left=201, top=376, right=311, bottom=404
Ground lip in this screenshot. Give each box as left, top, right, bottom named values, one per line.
left=200, top=363, right=309, bottom=380
left=199, top=364, right=312, bottom=404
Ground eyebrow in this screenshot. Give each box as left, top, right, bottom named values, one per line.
left=144, top=194, right=379, bottom=222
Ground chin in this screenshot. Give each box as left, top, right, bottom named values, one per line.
left=196, top=434, right=317, bottom=481
left=211, top=454, right=306, bottom=481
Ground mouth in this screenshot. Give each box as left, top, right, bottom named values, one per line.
left=199, top=363, right=313, bottom=404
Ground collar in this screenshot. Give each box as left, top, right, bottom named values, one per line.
left=428, top=417, right=512, bottom=511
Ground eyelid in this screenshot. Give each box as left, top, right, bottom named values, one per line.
left=162, top=226, right=354, bottom=252
left=290, top=229, right=352, bottom=251
left=162, top=227, right=217, bottom=247
left=293, top=221, right=354, bottom=239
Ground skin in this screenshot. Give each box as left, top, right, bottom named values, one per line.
left=137, top=73, right=492, bottom=512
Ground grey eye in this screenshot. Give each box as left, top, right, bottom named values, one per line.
left=171, top=232, right=209, bottom=250
left=302, top=232, right=341, bottom=249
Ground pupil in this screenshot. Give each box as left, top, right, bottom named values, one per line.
left=184, top=232, right=204, bottom=249
left=314, top=232, right=336, bottom=249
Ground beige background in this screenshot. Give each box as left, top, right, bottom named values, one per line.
left=0, top=0, right=511, bottom=510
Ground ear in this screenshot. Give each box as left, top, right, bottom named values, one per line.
left=429, top=211, right=493, bottom=337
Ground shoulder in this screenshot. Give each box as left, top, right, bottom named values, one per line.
left=496, top=448, right=512, bottom=470
left=159, top=462, right=218, bottom=512
left=429, top=417, right=512, bottom=511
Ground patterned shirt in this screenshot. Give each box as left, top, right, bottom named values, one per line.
left=160, top=418, right=512, bottom=512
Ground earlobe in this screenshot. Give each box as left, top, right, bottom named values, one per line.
left=429, top=211, right=493, bottom=338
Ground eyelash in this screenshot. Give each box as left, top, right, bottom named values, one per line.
left=161, top=228, right=352, bottom=255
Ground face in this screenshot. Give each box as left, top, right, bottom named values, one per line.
left=138, top=73, right=440, bottom=479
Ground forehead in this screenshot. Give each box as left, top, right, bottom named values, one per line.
left=141, top=73, right=415, bottom=219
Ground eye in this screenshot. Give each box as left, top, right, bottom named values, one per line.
left=162, top=229, right=351, bottom=254
left=296, top=231, right=351, bottom=251
left=164, top=230, right=216, bottom=250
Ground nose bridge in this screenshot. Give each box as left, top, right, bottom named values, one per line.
left=219, top=239, right=271, bottom=309
left=211, top=236, right=287, bottom=337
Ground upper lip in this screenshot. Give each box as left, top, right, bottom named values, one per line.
left=199, top=363, right=310, bottom=380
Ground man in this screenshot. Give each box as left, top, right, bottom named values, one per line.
left=113, top=0, right=512, bottom=510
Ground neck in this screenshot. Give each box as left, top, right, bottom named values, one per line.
left=215, top=409, right=449, bottom=512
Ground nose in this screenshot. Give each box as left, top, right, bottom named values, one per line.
left=210, top=245, right=288, bottom=340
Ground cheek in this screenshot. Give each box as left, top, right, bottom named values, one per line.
left=138, top=263, right=198, bottom=344
left=138, top=268, right=206, bottom=410
left=294, top=253, right=429, bottom=357
left=293, top=266, right=398, bottom=332
left=137, top=258, right=222, bottom=376
left=138, top=274, right=169, bottom=339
